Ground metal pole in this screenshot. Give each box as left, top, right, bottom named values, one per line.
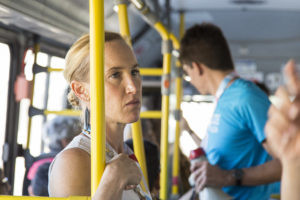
left=116, top=0, right=149, bottom=190
left=89, top=0, right=105, bottom=196
left=171, top=12, right=184, bottom=196
left=153, top=22, right=172, bottom=200
left=26, top=38, right=39, bottom=149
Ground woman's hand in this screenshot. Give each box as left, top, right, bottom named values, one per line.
left=105, top=153, right=142, bottom=190
left=93, top=153, right=142, bottom=200
left=180, top=117, right=192, bottom=133
left=265, top=60, right=300, bottom=200
left=265, top=60, right=300, bottom=164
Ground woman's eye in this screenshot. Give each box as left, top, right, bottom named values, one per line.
left=132, top=69, right=140, bottom=76
left=110, top=72, right=120, bottom=78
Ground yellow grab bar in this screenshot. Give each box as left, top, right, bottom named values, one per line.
left=140, top=110, right=161, bottom=119
left=172, top=13, right=184, bottom=195
left=117, top=0, right=149, bottom=190
left=117, top=4, right=132, bottom=46
left=140, top=68, right=163, bottom=76
left=1, top=196, right=90, bottom=200
left=44, top=109, right=81, bottom=116
left=89, top=0, right=105, bottom=196
left=26, top=41, right=39, bottom=149
left=48, top=68, right=63, bottom=72
left=170, top=33, right=180, bottom=50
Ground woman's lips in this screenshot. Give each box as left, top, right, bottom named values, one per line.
left=125, top=100, right=140, bottom=106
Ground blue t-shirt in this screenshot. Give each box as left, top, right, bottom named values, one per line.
left=205, top=79, right=278, bottom=200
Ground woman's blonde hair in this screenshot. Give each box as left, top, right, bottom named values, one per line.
left=64, top=32, right=123, bottom=108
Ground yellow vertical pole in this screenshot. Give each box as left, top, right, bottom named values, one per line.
left=26, top=39, right=39, bottom=148
left=89, top=0, right=105, bottom=196
left=116, top=1, right=149, bottom=189
left=117, top=3, right=132, bottom=46
left=154, top=22, right=172, bottom=200
left=160, top=52, right=172, bottom=200
left=131, top=121, right=149, bottom=191
left=171, top=13, right=184, bottom=196
left=179, top=12, right=185, bottom=39
left=171, top=43, right=181, bottom=196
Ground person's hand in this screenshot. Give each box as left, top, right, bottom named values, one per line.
left=180, top=117, right=192, bottom=133
left=265, top=60, right=300, bottom=163
left=190, top=160, right=228, bottom=193
left=105, top=153, right=142, bottom=190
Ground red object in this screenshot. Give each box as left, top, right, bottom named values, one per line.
left=189, top=147, right=206, bottom=160
left=164, top=80, right=170, bottom=89
left=27, top=158, right=54, bottom=180
left=129, top=154, right=138, bottom=163
left=172, top=176, right=178, bottom=185
left=14, top=73, right=33, bottom=102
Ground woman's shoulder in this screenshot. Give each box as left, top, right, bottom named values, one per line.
left=49, top=148, right=91, bottom=197
left=53, top=148, right=90, bottom=171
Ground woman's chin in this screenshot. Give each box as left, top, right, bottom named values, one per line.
left=126, top=113, right=140, bottom=124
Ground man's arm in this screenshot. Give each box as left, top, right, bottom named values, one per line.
left=191, top=155, right=281, bottom=192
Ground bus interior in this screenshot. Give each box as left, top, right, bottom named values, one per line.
left=0, top=0, right=300, bottom=199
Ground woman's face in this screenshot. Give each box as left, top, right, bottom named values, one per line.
left=103, top=39, right=142, bottom=124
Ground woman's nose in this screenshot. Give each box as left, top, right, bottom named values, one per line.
left=125, top=77, right=138, bottom=94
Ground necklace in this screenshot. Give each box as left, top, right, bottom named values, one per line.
left=81, top=129, right=151, bottom=200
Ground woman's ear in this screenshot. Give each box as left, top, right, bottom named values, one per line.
left=191, top=62, right=203, bottom=76
left=70, top=80, right=90, bottom=103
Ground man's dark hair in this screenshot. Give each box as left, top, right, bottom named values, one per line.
left=179, top=23, right=234, bottom=71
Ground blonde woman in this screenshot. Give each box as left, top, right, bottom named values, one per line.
left=49, top=32, right=152, bottom=200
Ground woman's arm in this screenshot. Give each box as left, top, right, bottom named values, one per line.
left=49, top=149, right=141, bottom=200
left=49, top=148, right=91, bottom=197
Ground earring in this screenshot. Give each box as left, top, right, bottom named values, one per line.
left=84, top=108, right=90, bottom=131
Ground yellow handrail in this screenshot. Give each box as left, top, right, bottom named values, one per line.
left=140, top=68, right=163, bottom=76
left=171, top=13, right=184, bottom=196
left=47, top=68, right=63, bottom=72
left=140, top=110, right=161, bottom=119
left=89, top=0, right=105, bottom=196
left=154, top=22, right=169, bottom=40
left=127, top=2, right=173, bottom=198
left=170, top=33, right=180, bottom=50
left=35, top=109, right=161, bottom=119
left=26, top=41, right=39, bottom=149
left=1, top=196, right=90, bottom=200
left=44, top=109, right=81, bottom=116
left=117, top=4, right=132, bottom=46
left=179, top=12, right=185, bottom=40
left=132, top=121, right=149, bottom=190
left=117, top=0, right=149, bottom=191
left=160, top=51, right=172, bottom=200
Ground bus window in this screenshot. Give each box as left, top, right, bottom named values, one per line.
left=15, top=51, right=51, bottom=195
left=180, top=98, right=215, bottom=157
left=0, top=43, right=11, bottom=169
left=45, top=56, right=68, bottom=152
left=48, top=56, right=67, bottom=112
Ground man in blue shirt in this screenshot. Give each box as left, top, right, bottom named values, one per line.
left=179, top=23, right=281, bottom=199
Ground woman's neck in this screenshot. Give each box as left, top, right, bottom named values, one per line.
left=105, top=122, right=125, bottom=154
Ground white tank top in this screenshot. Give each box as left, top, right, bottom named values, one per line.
left=48, top=134, right=152, bottom=200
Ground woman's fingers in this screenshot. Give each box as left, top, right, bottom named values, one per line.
left=107, top=153, right=142, bottom=189
left=284, top=60, right=300, bottom=96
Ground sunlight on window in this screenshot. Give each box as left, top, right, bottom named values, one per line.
left=15, top=52, right=67, bottom=195
left=0, top=43, right=10, bottom=169
left=179, top=101, right=215, bottom=157
left=47, top=56, right=68, bottom=116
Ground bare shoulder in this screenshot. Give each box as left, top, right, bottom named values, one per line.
left=49, top=148, right=91, bottom=197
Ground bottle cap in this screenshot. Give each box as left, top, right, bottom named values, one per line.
left=129, top=154, right=138, bottom=163
left=189, top=147, right=205, bottom=160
